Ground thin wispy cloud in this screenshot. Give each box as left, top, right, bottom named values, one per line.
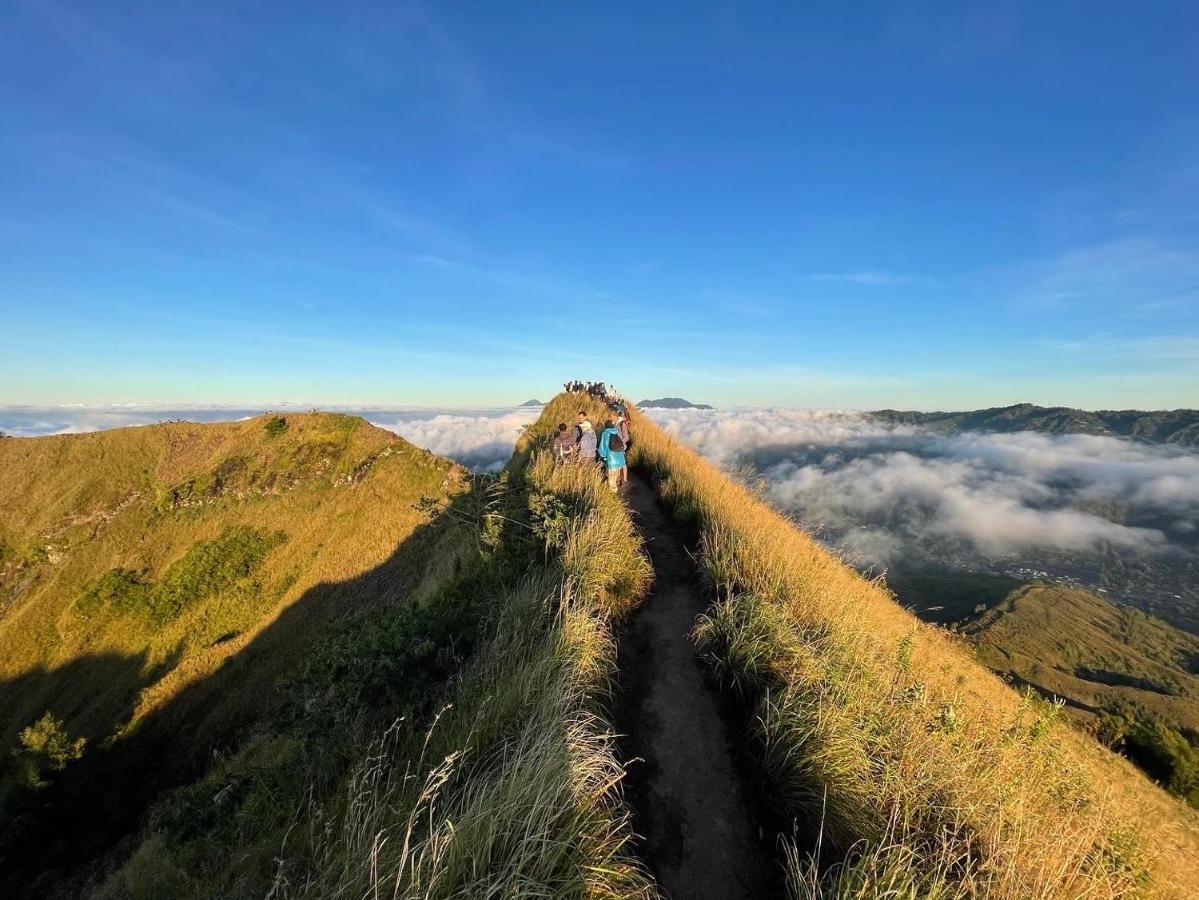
left=810, top=271, right=917, bottom=286
left=1010, top=237, right=1199, bottom=310
left=362, top=198, right=474, bottom=258
left=1042, top=334, right=1199, bottom=366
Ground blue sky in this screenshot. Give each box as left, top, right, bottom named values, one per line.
left=1, top=1, right=1196, bottom=410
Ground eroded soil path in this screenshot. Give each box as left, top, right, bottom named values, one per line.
left=617, top=474, right=779, bottom=899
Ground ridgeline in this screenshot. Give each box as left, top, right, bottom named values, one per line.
left=871, top=402, right=1199, bottom=446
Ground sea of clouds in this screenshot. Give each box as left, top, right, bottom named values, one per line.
left=0, top=405, right=541, bottom=473
left=365, top=409, right=540, bottom=472
left=642, top=408, right=1199, bottom=567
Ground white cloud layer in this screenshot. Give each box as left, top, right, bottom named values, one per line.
left=644, top=408, right=1199, bottom=564
left=368, top=408, right=540, bottom=472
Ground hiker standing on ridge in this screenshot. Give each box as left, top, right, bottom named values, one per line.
left=598, top=413, right=628, bottom=491
left=616, top=411, right=631, bottom=483
left=574, top=411, right=597, bottom=464
left=553, top=422, right=575, bottom=463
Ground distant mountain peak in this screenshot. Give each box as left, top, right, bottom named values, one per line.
left=518, top=399, right=545, bottom=407
left=637, top=397, right=715, bottom=410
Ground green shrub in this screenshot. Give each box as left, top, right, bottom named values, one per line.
left=152, top=526, right=287, bottom=621
left=12, top=712, right=86, bottom=789
left=264, top=416, right=288, bottom=438
left=76, top=527, right=286, bottom=622
left=94, top=833, right=191, bottom=900
left=76, top=567, right=151, bottom=617
left=282, top=560, right=502, bottom=732
left=1124, top=716, right=1199, bottom=806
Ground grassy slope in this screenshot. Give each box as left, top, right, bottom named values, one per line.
left=0, top=413, right=470, bottom=893
left=90, top=392, right=657, bottom=899
left=891, top=571, right=1199, bottom=806
left=966, top=583, right=1199, bottom=732
left=1, top=413, right=462, bottom=754
left=962, top=583, right=1199, bottom=809
left=626, top=403, right=1199, bottom=899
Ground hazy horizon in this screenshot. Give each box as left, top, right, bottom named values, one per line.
left=5, top=394, right=1198, bottom=442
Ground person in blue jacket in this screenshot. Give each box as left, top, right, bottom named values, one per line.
left=598, top=413, right=628, bottom=491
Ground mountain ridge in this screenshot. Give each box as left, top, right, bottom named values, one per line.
left=637, top=397, right=715, bottom=410
left=871, top=402, right=1199, bottom=446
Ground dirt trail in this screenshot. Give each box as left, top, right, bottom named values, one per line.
left=617, top=473, right=779, bottom=899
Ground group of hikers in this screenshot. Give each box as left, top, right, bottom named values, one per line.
left=563, top=380, right=620, bottom=403
left=552, top=398, right=632, bottom=492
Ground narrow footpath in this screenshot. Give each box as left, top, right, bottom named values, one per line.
left=617, top=473, right=779, bottom=899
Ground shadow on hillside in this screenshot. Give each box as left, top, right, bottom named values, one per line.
left=0, top=481, right=485, bottom=899
left=0, top=647, right=183, bottom=755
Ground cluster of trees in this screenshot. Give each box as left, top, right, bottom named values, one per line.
left=1097, top=704, right=1199, bottom=807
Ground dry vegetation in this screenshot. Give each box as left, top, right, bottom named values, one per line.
left=255, top=418, right=659, bottom=899
left=0, top=413, right=467, bottom=893
left=625, top=403, right=1199, bottom=899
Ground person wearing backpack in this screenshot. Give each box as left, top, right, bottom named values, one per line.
left=598, top=413, right=627, bottom=491
left=616, top=411, right=631, bottom=452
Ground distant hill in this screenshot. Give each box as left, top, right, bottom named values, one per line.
left=871, top=403, right=1199, bottom=446
left=637, top=397, right=714, bottom=410
left=518, top=399, right=545, bottom=407
left=890, top=569, right=1199, bottom=807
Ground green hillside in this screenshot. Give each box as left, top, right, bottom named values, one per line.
left=962, top=583, right=1199, bottom=806
left=888, top=569, right=1199, bottom=807
left=1, top=413, right=464, bottom=751
left=0, top=413, right=473, bottom=894
left=871, top=402, right=1199, bottom=445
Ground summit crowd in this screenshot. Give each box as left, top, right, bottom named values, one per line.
left=553, top=382, right=631, bottom=491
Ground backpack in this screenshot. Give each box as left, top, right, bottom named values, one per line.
left=608, top=433, right=625, bottom=453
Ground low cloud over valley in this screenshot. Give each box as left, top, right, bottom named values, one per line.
left=644, top=408, right=1199, bottom=628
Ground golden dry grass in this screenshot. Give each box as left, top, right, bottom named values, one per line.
left=0, top=413, right=465, bottom=760
left=623, top=401, right=1199, bottom=899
